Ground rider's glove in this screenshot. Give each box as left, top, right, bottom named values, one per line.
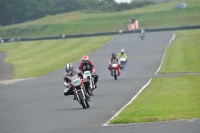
left=64, top=81, right=70, bottom=88
left=126, top=59, right=128, bottom=62
left=92, top=71, right=96, bottom=76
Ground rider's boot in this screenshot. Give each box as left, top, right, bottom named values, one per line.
left=83, top=86, right=91, bottom=101
left=94, top=76, right=98, bottom=88
left=120, top=65, right=122, bottom=70
left=85, top=93, right=91, bottom=101
left=64, top=89, right=68, bottom=96
left=73, top=91, right=76, bottom=100
left=110, top=70, right=113, bottom=76
left=94, top=82, right=97, bottom=89
left=118, top=68, right=121, bottom=76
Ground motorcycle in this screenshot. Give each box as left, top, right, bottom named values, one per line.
left=118, top=29, right=123, bottom=35
left=110, top=60, right=120, bottom=80
left=70, top=74, right=90, bottom=109
left=140, top=33, right=145, bottom=40
left=119, top=57, right=127, bottom=70
left=83, top=70, right=95, bottom=96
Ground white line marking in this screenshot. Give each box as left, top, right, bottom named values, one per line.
left=102, top=78, right=152, bottom=126
left=0, top=77, right=35, bottom=85
left=155, top=32, right=176, bottom=74
left=102, top=32, right=176, bottom=126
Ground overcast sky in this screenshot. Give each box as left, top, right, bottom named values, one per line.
left=114, top=0, right=132, bottom=3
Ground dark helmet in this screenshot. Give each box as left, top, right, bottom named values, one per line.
left=65, top=63, right=74, bottom=75
left=112, top=53, right=116, bottom=59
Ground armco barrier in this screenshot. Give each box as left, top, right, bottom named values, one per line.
left=3, top=25, right=200, bottom=42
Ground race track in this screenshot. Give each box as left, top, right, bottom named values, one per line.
left=0, top=32, right=199, bottom=133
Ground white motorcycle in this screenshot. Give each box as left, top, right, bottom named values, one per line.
left=70, top=74, right=90, bottom=109
left=140, top=33, right=145, bottom=40
left=120, top=57, right=127, bottom=70
left=83, top=71, right=95, bottom=96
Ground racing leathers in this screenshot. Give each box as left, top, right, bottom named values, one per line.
left=141, top=29, right=145, bottom=37
left=63, top=69, right=90, bottom=100
left=108, top=57, right=121, bottom=76
left=79, top=60, right=98, bottom=88
left=117, top=52, right=128, bottom=62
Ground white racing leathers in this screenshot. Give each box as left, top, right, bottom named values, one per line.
left=63, top=69, right=81, bottom=96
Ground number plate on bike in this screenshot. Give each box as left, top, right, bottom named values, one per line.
left=84, top=71, right=90, bottom=76
left=72, top=79, right=80, bottom=86
left=112, top=64, right=118, bottom=68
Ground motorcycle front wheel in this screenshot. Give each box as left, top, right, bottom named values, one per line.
left=114, top=70, right=117, bottom=80
left=77, top=91, right=87, bottom=109
left=122, top=62, right=125, bottom=70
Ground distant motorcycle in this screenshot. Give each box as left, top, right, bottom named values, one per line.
left=83, top=71, right=95, bottom=96
left=110, top=60, right=120, bottom=80
left=119, top=30, right=123, bottom=35
left=119, top=57, right=127, bottom=70
left=70, top=74, right=90, bottom=109
left=140, top=33, right=145, bottom=40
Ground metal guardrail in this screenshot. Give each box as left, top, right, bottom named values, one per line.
left=2, top=25, right=200, bottom=42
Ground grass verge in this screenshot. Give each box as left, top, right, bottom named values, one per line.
left=110, top=75, right=200, bottom=124
left=0, top=0, right=200, bottom=38
left=109, top=29, right=200, bottom=124
left=159, top=29, right=200, bottom=73
left=0, top=36, right=113, bottom=78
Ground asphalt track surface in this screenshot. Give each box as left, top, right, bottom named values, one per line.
left=0, top=32, right=199, bottom=133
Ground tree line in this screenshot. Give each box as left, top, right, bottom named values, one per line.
left=0, top=0, right=155, bottom=26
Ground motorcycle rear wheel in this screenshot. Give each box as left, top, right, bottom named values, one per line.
left=88, top=86, right=93, bottom=96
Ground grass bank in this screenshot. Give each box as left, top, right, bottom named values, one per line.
left=0, top=36, right=113, bottom=78
left=109, top=29, right=200, bottom=124
left=160, top=29, right=200, bottom=73
left=0, top=0, right=200, bottom=38
left=110, top=75, right=200, bottom=124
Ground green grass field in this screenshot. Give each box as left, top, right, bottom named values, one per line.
left=0, top=36, right=113, bottom=78
left=0, top=0, right=200, bottom=38
left=159, top=29, right=200, bottom=73
left=109, top=29, right=200, bottom=124
left=109, top=75, right=200, bottom=124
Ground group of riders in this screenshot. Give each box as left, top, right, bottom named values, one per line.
left=63, top=29, right=145, bottom=101
left=63, top=49, right=128, bottom=101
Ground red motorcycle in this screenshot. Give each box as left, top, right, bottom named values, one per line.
left=110, top=60, right=121, bottom=80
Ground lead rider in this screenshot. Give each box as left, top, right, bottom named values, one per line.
left=63, top=63, right=90, bottom=100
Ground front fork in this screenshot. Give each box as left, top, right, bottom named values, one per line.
left=74, top=87, right=86, bottom=102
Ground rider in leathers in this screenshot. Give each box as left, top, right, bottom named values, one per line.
left=108, top=53, right=121, bottom=76
left=140, top=28, right=145, bottom=37
left=117, top=49, right=128, bottom=62
left=79, top=55, right=98, bottom=88
left=63, top=63, right=90, bottom=100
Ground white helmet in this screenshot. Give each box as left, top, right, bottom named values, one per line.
left=65, top=63, right=74, bottom=75
left=121, top=49, right=124, bottom=53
